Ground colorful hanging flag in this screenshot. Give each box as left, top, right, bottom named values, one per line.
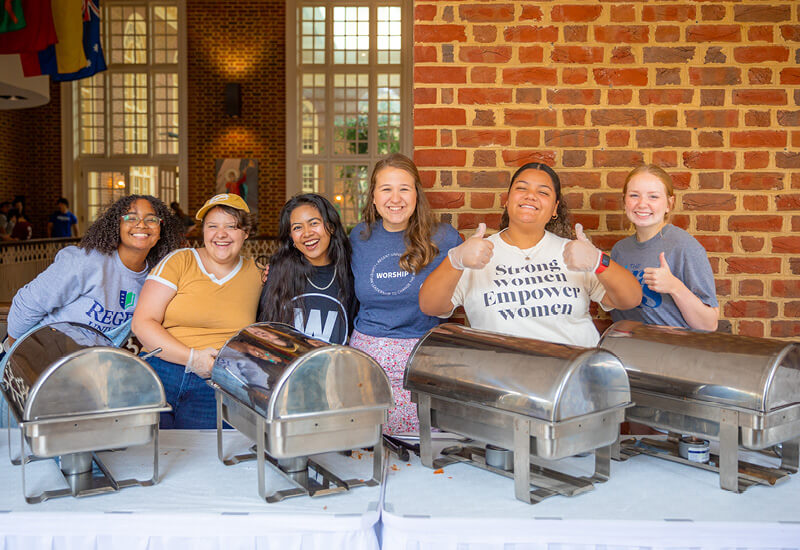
left=0, top=0, right=56, bottom=54
left=0, top=0, right=26, bottom=34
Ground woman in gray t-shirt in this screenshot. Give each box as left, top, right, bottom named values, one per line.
left=610, top=164, right=719, bottom=331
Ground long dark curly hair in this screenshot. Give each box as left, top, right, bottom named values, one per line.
left=79, top=195, right=184, bottom=267
left=500, top=163, right=574, bottom=239
left=258, top=194, right=353, bottom=324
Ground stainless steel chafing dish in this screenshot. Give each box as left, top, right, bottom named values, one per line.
left=209, top=322, right=394, bottom=502
left=404, top=323, right=632, bottom=504
left=600, top=320, right=800, bottom=492
left=0, top=322, right=169, bottom=503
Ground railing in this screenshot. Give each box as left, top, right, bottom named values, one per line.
left=0, top=236, right=279, bottom=302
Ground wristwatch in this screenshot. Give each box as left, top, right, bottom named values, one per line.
left=595, top=252, right=611, bottom=274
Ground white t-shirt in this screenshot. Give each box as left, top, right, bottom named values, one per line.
left=450, top=230, right=606, bottom=347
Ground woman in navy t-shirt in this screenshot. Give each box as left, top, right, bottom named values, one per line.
left=350, top=154, right=461, bottom=434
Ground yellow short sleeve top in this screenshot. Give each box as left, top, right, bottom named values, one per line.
left=147, top=248, right=262, bottom=350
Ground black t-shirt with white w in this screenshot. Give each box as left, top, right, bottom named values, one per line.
left=288, top=264, right=356, bottom=345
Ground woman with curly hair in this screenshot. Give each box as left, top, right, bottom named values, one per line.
left=258, top=194, right=356, bottom=344
left=4, top=195, right=183, bottom=348
left=350, top=153, right=462, bottom=434
left=133, top=193, right=262, bottom=429
left=419, top=162, right=641, bottom=347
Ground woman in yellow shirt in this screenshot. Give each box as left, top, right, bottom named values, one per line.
left=132, top=194, right=262, bottom=428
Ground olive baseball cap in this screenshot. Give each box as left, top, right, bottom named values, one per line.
left=195, top=193, right=250, bottom=221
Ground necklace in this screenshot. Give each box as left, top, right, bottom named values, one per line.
left=501, top=230, right=541, bottom=261
left=307, top=266, right=336, bottom=291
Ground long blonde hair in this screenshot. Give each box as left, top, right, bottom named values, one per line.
left=623, top=164, right=676, bottom=221
left=359, top=154, right=439, bottom=274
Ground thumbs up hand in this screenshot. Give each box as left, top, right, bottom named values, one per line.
left=448, top=222, right=494, bottom=270
left=642, top=252, right=677, bottom=294
left=563, top=223, right=602, bottom=272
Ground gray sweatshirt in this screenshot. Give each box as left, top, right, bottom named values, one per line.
left=7, top=246, right=148, bottom=339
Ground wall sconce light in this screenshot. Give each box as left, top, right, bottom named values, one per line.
left=224, top=83, right=241, bottom=118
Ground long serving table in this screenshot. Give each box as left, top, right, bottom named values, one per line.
left=0, top=429, right=381, bottom=550
left=380, top=439, right=800, bottom=550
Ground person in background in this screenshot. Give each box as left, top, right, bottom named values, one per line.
left=349, top=153, right=462, bottom=435
left=9, top=212, right=32, bottom=240
left=419, top=162, right=641, bottom=347
left=170, top=201, right=197, bottom=236
left=610, top=164, right=718, bottom=331
left=258, top=193, right=356, bottom=345
left=0, top=201, right=15, bottom=241
left=48, top=197, right=79, bottom=238
left=132, top=193, right=261, bottom=429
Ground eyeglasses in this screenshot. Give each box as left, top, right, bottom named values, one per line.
left=121, top=214, right=162, bottom=227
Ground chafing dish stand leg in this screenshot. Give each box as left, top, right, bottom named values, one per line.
left=719, top=410, right=741, bottom=493
left=418, top=394, right=434, bottom=468
left=593, top=445, right=611, bottom=483
left=781, top=439, right=799, bottom=474
left=513, top=417, right=533, bottom=503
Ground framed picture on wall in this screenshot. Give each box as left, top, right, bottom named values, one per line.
left=215, top=159, right=258, bottom=217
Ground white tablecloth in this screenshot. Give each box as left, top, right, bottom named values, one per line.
left=0, top=429, right=381, bottom=550
left=381, top=442, right=800, bottom=550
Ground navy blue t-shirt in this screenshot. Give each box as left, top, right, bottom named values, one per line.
left=350, top=221, right=461, bottom=339
left=49, top=211, right=77, bottom=237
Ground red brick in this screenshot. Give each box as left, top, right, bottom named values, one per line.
left=773, top=237, right=800, bottom=254
left=459, top=46, right=512, bottom=63
left=780, top=68, right=800, bottom=85
left=652, top=110, right=677, bottom=127
left=414, top=46, right=437, bottom=63
left=743, top=196, right=768, bottom=211
left=547, top=89, right=601, bottom=105
left=790, top=258, right=800, bottom=275
left=456, top=171, right=509, bottom=189
left=636, top=129, right=690, bottom=148
left=459, top=4, right=515, bottom=22
left=561, top=172, right=601, bottom=189
left=551, top=5, right=603, bottom=22
left=702, top=5, right=726, bottom=21
left=415, top=25, right=467, bottom=43
left=458, top=88, right=512, bottom=105
left=414, top=129, right=437, bottom=147
left=639, top=89, right=694, bottom=105
left=604, top=213, right=627, bottom=230
left=771, top=321, right=800, bottom=338
left=515, top=130, right=540, bottom=147
left=724, top=300, right=778, bottom=318
left=778, top=110, right=800, bottom=126
left=730, top=172, right=784, bottom=190
left=772, top=279, right=800, bottom=298
left=562, top=150, right=586, bottom=167
left=473, top=26, right=497, bottom=43
left=744, top=151, right=770, bottom=169
left=504, top=109, right=557, bottom=127
left=656, top=26, right=680, bottom=42
left=642, top=46, right=695, bottom=64
left=591, top=109, right=646, bottom=126
left=502, top=67, right=557, bottom=86
left=642, top=5, right=696, bottom=22
left=415, top=4, right=436, bottom=21
left=733, top=46, right=790, bottom=63
left=738, top=321, right=764, bottom=337
left=589, top=192, right=623, bottom=211
left=551, top=46, right=604, bottom=64
left=564, top=25, right=588, bottom=42
left=544, top=129, right=600, bottom=147
left=741, top=236, right=765, bottom=252
left=562, top=68, right=588, bottom=85
left=457, top=212, right=503, bottom=231
left=472, top=110, right=494, bottom=127
left=782, top=25, right=800, bottom=41
left=682, top=193, right=736, bottom=211
left=794, top=216, right=800, bottom=231
left=686, top=25, right=741, bottom=42
left=573, top=213, right=600, bottom=230
left=455, top=130, right=511, bottom=147
left=563, top=193, right=583, bottom=209
left=563, top=108, right=584, bottom=126
left=777, top=194, right=800, bottom=210
left=594, top=25, right=649, bottom=44
left=745, top=110, right=768, bottom=128
left=608, top=89, right=633, bottom=106
left=716, top=279, right=732, bottom=297
left=748, top=68, right=773, bottom=85
left=688, top=67, right=741, bottom=86
left=414, top=149, right=466, bottom=167
left=593, top=68, right=648, bottom=86
left=694, top=235, right=733, bottom=253
left=520, top=5, right=544, bottom=21
left=501, top=149, right=556, bottom=167
left=685, top=110, right=738, bottom=128
left=503, top=26, right=559, bottom=43
left=611, top=46, right=635, bottom=64
left=415, top=67, right=467, bottom=84
left=696, top=215, right=720, bottom=231
left=777, top=153, right=800, bottom=169
left=418, top=171, right=436, bottom=189
left=610, top=5, right=635, bottom=22
left=470, top=192, right=496, bottom=209
left=672, top=172, right=691, bottom=190
left=727, top=215, right=783, bottom=232
left=414, top=88, right=437, bottom=105
left=606, top=130, right=630, bottom=147
left=734, top=5, right=791, bottom=22
left=470, top=67, right=496, bottom=84
left=732, top=89, right=787, bottom=105
left=748, top=26, right=774, bottom=42
left=730, top=131, right=786, bottom=148
left=698, top=132, right=723, bottom=148
left=683, top=151, right=735, bottom=170
left=592, top=150, right=644, bottom=167
left=652, top=151, right=677, bottom=167
left=515, top=89, right=542, bottom=104
left=414, top=108, right=466, bottom=126
left=785, top=302, right=800, bottom=317
left=426, top=191, right=465, bottom=209
left=519, top=46, right=544, bottom=63
left=592, top=235, right=627, bottom=252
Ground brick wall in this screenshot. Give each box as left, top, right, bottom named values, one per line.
left=413, top=0, right=800, bottom=339
left=0, top=80, right=62, bottom=238
left=186, top=0, right=286, bottom=234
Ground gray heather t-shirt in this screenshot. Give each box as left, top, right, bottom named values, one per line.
left=610, top=224, right=718, bottom=328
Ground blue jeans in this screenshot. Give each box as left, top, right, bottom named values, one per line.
left=144, top=354, right=217, bottom=429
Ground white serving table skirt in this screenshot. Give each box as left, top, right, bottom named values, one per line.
left=381, top=440, right=800, bottom=550
left=0, top=429, right=381, bottom=550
